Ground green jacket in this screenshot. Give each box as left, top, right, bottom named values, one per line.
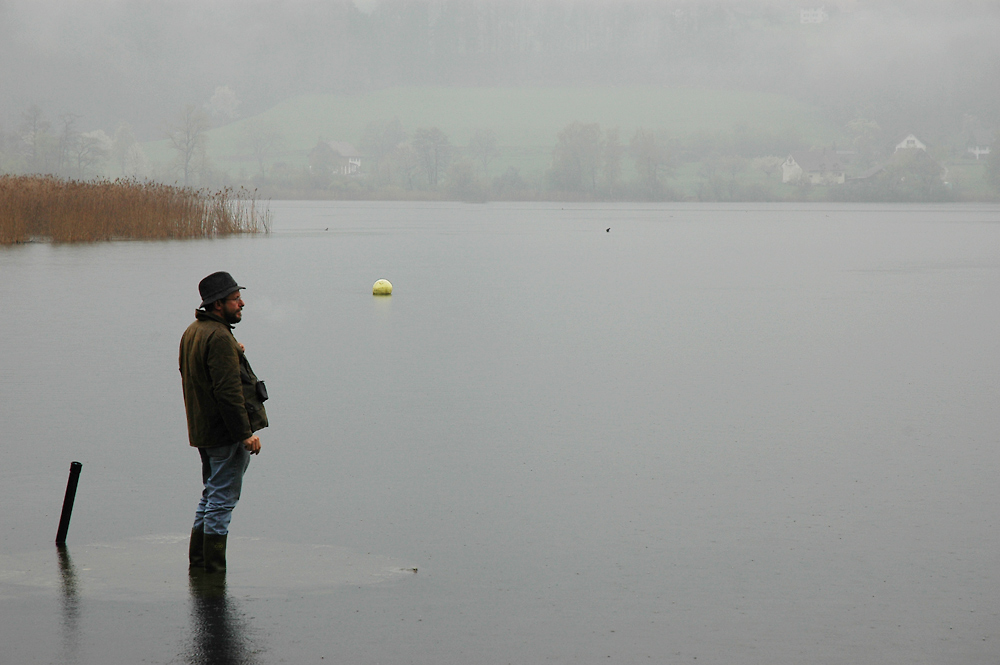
left=179, top=309, right=268, bottom=447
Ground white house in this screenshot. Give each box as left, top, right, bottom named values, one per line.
left=894, top=134, right=927, bottom=152
left=782, top=150, right=847, bottom=185
left=326, top=141, right=362, bottom=175
left=309, top=140, right=363, bottom=175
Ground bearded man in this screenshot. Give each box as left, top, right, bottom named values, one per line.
left=179, top=271, right=268, bottom=574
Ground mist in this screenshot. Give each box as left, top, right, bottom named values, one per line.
left=2, top=0, right=999, bottom=198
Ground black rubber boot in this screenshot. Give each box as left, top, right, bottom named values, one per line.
left=203, top=533, right=228, bottom=574
left=189, top=527, right=205, bottom=570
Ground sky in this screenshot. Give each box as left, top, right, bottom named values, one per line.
left=1, top=0, right=998, bottom=143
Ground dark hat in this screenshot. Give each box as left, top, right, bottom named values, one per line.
left=199, top=271, right=245, bottom=308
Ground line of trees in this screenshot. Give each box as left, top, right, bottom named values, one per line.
left=1, top=105, right=121, bottom=179
left=269, top=118, right=799, bottom=201
left=0, top=103, right=226, bottom=188
left=208, top=112, right=999, bottom=202
left=547, top=122, right=675, bottom=200
left=0, top=105, right=155, bottom=182
left=3, top=101, right=997, bottom=202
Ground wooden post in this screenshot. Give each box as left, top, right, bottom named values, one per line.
left=55, top=462, right=83, bottom=545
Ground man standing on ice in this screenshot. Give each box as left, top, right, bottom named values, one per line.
left=179, top=271, right=268, bottom=574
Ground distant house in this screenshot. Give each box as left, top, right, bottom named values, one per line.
left=894, top=134, right=927, bottom=153
left=309, top=140, right=363, bottom=175
left=800, top=7, right=829, bottom=23
left=782, top=150, right=847, bottom=185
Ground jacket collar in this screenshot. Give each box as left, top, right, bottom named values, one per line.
left=195, top=309, right=234, bottom=330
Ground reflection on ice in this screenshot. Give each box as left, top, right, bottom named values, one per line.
left=57, top=545, right=80, bottom=664
left=185, top=573, right=260, bottom=665
left=0, top=535, right=416, bottom=601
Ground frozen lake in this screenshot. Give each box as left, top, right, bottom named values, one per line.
left=2, top=201, right=999, bottom=664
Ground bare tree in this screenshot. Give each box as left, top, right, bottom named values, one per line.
left=359, top=118, right=406, bottom=184
left=412, top=127, right=451, bottom=187
left=56, top=113, right=82, bottom=175
left=549, top=121, right=603, bottom=193
left=166, top=104, right=211, bottom=186
left=630, top=127, right=671, bottom=198
left=19, top=105, right=53, bottom=173
left=112, top=122, right=138, bottom=174
left=468, top=128, right=499, bottom=178
left=124, top=143, right=151, bottom=179
left=242, top=118, right=285, bottom=177
left=72, top=130, right=112, bottom=177
left=393, top=144, right=421, bottom=190
left=602, top=127, right=624, bottom=195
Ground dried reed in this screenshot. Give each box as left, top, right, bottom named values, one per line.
left=0, top=175, right=270, bottom=245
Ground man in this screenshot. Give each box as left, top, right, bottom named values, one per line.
left=180, top=271, right=268, bottom=574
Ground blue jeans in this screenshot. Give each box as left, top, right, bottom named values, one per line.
left=193, top=442, right=251, bottom=536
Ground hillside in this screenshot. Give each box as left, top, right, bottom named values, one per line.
left=145, top=86, right=844, bottom=181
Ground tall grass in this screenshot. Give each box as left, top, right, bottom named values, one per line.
left=0, top=175, right=270, bottom=245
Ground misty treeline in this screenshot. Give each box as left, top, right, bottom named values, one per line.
left=253, top=111, right=1000, bottom=202
left=0, top=102, right=225, bottom=187
left=2, top=0, right=999, bottom=201
left=4, top=97, right=996, bottom=203
left=0, top=105, right=151, bottom=182
left=312, top=117, right=803, bottom=201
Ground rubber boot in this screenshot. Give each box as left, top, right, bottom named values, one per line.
left=188, top=527, right=205, bottom=570
left=203, top=533, right=228, bottom=574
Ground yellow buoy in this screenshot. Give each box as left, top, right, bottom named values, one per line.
left=372, top=279, right=393, bottom=295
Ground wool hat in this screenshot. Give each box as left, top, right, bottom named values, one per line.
left=199, top=271, right=245, bottom=308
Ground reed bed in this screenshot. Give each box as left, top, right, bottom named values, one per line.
left=0, top=175, right=270, bottom=245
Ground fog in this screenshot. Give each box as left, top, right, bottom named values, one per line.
left=2, top=1, right=996, bottom=134
left=1, top=0, right=999, bottom=196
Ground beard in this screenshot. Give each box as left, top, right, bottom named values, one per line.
left=223, top=309, right=242, bottom=325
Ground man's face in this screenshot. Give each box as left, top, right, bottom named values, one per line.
left=219, top=291, right=244, bottom=324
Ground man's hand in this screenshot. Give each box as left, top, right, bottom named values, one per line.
left=242, top=435, right=261, bottom=455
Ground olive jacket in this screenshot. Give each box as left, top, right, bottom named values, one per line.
left=179, top=309, right=268, bottom=448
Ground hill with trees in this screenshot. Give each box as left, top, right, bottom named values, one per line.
left=1, top=0, right=998, bottom=200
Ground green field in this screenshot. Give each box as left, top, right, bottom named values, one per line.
left=145, top=86, right=844, bottom=182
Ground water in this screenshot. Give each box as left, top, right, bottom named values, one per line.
left=2, top=202, right=999, bottom=664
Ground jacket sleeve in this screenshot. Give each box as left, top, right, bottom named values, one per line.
left=205, top=331, right=253, bottom=442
